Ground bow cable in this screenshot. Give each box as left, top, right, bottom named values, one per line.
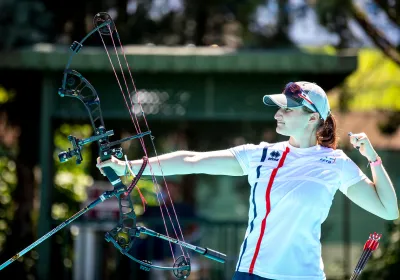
left=94, top=13, right=189, bottom=262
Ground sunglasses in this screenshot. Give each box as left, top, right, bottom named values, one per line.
left=283, top=82, right=323, bottom=119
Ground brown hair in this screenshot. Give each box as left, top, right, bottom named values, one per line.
left=303, top=107, right=339, bottom=149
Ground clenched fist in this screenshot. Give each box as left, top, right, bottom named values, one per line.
left=348, top=132, right=378, bottom=162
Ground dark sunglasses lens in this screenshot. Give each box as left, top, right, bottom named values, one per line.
left=284, top=83, right=303, bottom=103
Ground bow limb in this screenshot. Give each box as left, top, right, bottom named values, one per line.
left=106, top=236, right=190, bottom=272
left=62, top=19, right=114, bottom=74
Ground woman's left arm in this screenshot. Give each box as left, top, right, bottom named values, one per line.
left=346, top=132, right=399, bottom=220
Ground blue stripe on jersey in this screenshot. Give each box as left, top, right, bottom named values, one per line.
left=236, top=146, right=268, bottom=271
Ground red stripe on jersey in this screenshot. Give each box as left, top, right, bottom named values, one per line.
left=249, top=146, right=290, bottom=274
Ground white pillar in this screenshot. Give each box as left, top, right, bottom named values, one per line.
left=73, top=225, right=97, bottom=280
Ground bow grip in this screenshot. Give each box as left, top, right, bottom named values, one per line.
left=200, top=247, right=226, bottom=263
left=102, top=166, right=123, bottom=186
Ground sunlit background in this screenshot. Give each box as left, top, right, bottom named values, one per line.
left=0, top=0, right=399, bottom=280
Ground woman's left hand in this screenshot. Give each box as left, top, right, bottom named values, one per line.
left=348, top=132, right=378, bottom=161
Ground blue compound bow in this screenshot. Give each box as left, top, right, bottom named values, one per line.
left=0, top=12, right=226, bottom=279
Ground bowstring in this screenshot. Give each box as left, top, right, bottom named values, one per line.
left=112, top=30, right=189, bottom=260
left=110, top=28, right=190, bottom=261
left=96, top=24, right=189, bottom=261
left=96, top=31, right=177, bottom=262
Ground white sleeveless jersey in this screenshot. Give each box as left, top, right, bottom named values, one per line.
left=229, top=141, right=367, bottom=280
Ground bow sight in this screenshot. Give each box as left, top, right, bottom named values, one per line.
left=58, top=129, right=152, bottom=164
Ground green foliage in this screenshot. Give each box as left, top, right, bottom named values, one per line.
left=328, top=49, right=400, bottom=112
left=0, top=86, right=16, bottom=104
left=315, top=0, right=355, bottom=48
left=0, top=157, right=17, bottom=250
left=0, top=85, right=18, bottom=251
left=42, top=0, right=288, bottom=48
left=53, top=124, right=94, bottom=219
left=0, top=0, right=52, bottom=50
left=346, top=49, right=400, bottom=112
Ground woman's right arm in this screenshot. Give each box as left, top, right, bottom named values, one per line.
left=96, top=150, right=244, bottom=177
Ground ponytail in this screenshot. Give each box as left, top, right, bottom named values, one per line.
left=316, top=114, right=338, bottom=149
left=302, top=107, right=339, bottom=149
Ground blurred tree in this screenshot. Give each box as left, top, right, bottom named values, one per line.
left=0, top=0, right=52, bottom=50
left=245, top=0, right=294, bottom=48
left=351, top=3, right=400, bottom=66
left=38, top=0, right=289, bottom=48
left=314, top=2, right=400, bottom=279
left=1, top=0, right=398, bottom=54
left=315, top=0, right=400, bottom=65
left=0, top=78, right=39, bottom=279
left=315, top=0, right=357, bottom=48
left=373, top=0, right=400, bottom=25
left=316, top=0, right=400, bottom=148
left=113, top=0, right=270, bottom=47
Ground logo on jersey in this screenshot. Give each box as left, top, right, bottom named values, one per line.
left=319, top=156, right=336, bottom=164
left=268, top=151, right=281, bottom=161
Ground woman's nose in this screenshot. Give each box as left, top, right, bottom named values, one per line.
left=274, top=108, right=282, bottom=120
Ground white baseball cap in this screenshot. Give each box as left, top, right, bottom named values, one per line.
left=263, top=81, right=331, bottom=120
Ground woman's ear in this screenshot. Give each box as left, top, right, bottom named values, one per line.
left=308, top=113, right=320, bottom=124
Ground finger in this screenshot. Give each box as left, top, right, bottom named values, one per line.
left=111, top=155, right=120, bottom=163
left=350, top=137, right=360, bottom=147
left=96, top=160, right=112, bottom=169
left=354, top=137, right=362, bottom=149
left=97, top=159, right=106, bottom=176
left=356, top=135, right=367, bottom=142
left=349, top=133, right=360, bottom=150
left=354, top=136, right=367, bottom=147
left=349, top=134, right=359, bottom=142
left=348, top=132, right=356, bottom=143
left=348, top=132, right=365, bottom=147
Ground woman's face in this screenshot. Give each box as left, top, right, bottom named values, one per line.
left=274, top=107, right=315, bottom=136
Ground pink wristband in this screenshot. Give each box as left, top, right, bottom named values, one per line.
left=369, top=156, right=382, bottom=166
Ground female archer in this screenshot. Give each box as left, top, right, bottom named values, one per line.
left=97, top=81, right=398, bottom=280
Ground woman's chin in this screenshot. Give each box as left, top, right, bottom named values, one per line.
left=276, top=126, right=288, bottom=136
